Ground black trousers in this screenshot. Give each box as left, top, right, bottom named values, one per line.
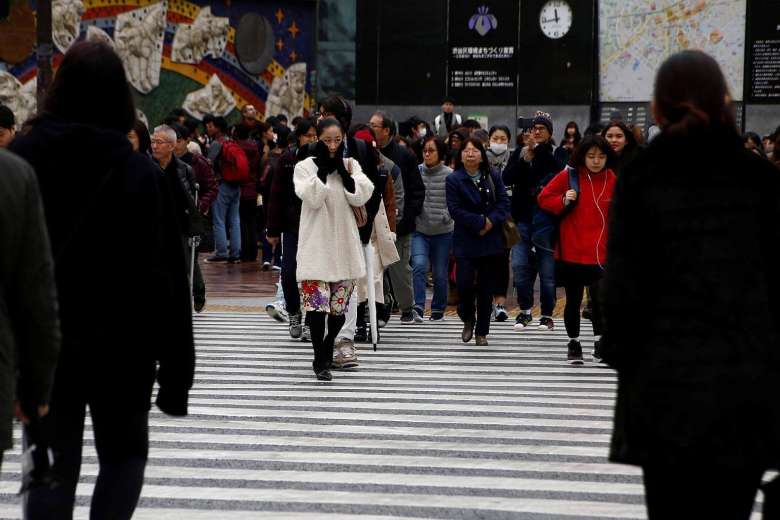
left=456, top=254, right=503, bottom=336
left=642, top=464, right=763, bottom=519
left=24, top=378, right=149, bottom=520
left=559, top=262, right=604, bottom=338
left=239, top=199, right=258, bottom=261
left=281, top=232, right=300, bottom=315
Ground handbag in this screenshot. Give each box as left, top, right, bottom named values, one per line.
left=345, top=157, right=368, bottom=227
left=484, top=172, right=521, bottom=248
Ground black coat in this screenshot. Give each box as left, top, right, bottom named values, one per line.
left=10, top=115, right=194, bottom=416
left=602, top=124, right=780, bottom=469
left=381, top=140, right=425, bottom=236
left=0, top=150, right=60, bottom=451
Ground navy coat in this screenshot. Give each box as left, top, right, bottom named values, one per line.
left=445, top=167, right=510, bottom=258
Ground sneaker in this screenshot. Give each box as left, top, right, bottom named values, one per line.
left=272, top=265, right=282, bottom=271
left=301, top=324, right=311, bottom=342
left=513, top=313, right=533, bottom=330
left=378, top=303, right=390, bottom=328
left=413, top=308, right=424, bottom=323
left=205, top=255, right=228, bottom=263
left=429, top=311, right=444, bottom=321
left=490, top=305, right=497, bottom=322
left=494, top=304, right=509, bottom=322
left=567, top=339, right=584, bottom=365
left=400, top=311, right=415, bottom=324
left=288, top=313, right=302, bottom=339
left=265, top=302, right=289, bottom=323
left=261, top=261, right=271, bottom=271
left=538, top=317, right=555, bottom=331
left=592, top=339, right=604, bottom=363
left=227, top=257, right=241, bottom=264
left=333, top=339, right=359, bottom=369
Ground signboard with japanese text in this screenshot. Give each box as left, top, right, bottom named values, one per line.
left=746, top=0, right=780, bottom=103
left=448, top=0, right=520, bottom=105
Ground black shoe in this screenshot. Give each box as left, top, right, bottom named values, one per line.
left=567, top=340, right=584, bottom=365
left=315, top=369, right=332, bottom=381
left=227, top=257, right=241, bottom=264
left=430, top=311, right=444, bottom=321
left=400, top=311, right=415, bottom=324
left=354, top=323, right=368, bottom=342
left=194, top=298, right=206, bottom=313
left=461, top=320, right=475, bottom=343
left=592, top=339, right=604, bottom=363
left=582, top=307, right=592, bottom=320
left=205, top=255, right=228, bottom=263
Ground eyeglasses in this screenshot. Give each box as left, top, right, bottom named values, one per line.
left=150, top=139, right=173, bottom=146
left=422, top=148, right=437, bottom=154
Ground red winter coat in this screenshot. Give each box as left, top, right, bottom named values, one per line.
left=537, top=166, right=616, bottom=266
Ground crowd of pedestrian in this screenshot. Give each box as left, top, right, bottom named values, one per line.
left=0, top=41, right=778, bottom=519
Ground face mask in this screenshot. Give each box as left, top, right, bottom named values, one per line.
left=490, top=143, right=508, bottom=155
left=418, top=127, right=427, bottom=138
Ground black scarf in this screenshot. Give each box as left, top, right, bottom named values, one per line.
left=313, top=140, right=349, bottom=177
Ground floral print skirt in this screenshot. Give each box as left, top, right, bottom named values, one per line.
left=300, top=279, right=356, bottom=315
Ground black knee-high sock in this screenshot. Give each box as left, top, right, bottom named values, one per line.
left=308, top=311, right=327, bottom=370
left=326, top=314, right=346, bottom=345
left=356, top=301, right=367, bottom=327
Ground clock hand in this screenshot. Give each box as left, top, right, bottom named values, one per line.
left=554, top=9, right=560, bottom=23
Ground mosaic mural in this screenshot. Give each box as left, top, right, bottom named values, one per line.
left=0, top=0, right=316, bottom=128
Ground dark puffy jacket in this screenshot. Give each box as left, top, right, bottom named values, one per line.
left=502, top=142, right=562, bottom=224
left=266, top=146, right=302, bottom=237
left=603, top=124, right=780, bottom=469
left=10, top=115, right=194, bottom=416
left=0, top=150, right=60, bottom=451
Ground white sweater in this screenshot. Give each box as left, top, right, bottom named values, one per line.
left=294, top=156, right=374, bottom=282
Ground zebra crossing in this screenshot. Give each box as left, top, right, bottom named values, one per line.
left=0, top=312, right=651, bottom=519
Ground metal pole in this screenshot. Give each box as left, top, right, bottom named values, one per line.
left=36, top=0, right=53, bottom=108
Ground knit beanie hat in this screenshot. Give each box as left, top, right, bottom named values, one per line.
left=532, top=111, right=553, bottom=135
left=0, top=105, right=15, bottom=130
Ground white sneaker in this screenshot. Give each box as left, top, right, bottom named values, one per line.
left=266, top=302, right=289, bottom=323
left=333, top=339, right=358, bottom=369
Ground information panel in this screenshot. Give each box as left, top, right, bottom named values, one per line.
left=747, top=1, right=780, bottom=102
left=448, top=0, right=519, bottom=105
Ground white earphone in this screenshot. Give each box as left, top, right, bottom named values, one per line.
left=587, top=171, right=608, bottom=270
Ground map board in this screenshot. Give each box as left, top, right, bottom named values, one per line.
left=599, top=0, right=747, bottom=102
left=746, top=1, right=780, bottom=102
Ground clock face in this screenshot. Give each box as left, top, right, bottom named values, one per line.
left=539, top=0, right=573, bottom=40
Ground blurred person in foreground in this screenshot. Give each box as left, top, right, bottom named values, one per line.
left=602, top=49, right=780, bottom=519
left=10, top=41, right=194, bottom=519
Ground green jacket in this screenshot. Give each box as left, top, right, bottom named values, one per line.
left=0, top=149, right=60, bottom=451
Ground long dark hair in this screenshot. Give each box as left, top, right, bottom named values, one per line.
left=653, top=50, right=737, bottom=136
left=601, top=120, right=637, bottom=154
left=132, top=119, right=151, bottom=154
left=455, top=137, right=491, bottom=176
left=42, top=41, right=135, bottom=133
left=562, top=121, right=582, bottom=145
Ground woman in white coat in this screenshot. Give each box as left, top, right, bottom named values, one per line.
left=294, top=118, right=374, bottom=380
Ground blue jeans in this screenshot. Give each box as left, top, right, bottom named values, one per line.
left=411, top=231, right=452, bottom=313
left=212, top=182, right=241, bottom=258
left=511, top=222, right=556, bottom=316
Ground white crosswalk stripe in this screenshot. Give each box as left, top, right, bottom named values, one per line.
left=1, top=312, right=654, bottom=519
